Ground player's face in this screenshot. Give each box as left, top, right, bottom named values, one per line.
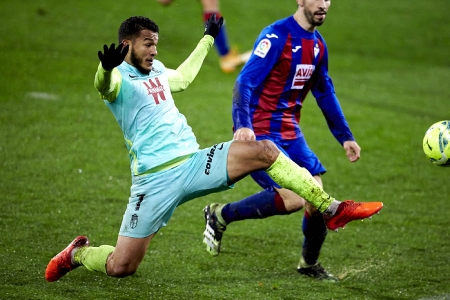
left=128, top=30, right=158, bottom=74
left=303, top=0, right=330, bottom=27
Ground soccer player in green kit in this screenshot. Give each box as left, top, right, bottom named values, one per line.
left=45, top=15, right=383, bottom=282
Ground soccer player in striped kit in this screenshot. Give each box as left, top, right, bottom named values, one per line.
left=203, top=0, right=363, bottom=281
left=157, top=0, right=251, bottom=73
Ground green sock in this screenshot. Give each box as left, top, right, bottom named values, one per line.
left=266, top=152, right=334, bottom=213
left=73, top=245, right=115, bottom=274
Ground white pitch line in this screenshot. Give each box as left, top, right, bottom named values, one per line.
left=27, top=92, right=59, bottom=100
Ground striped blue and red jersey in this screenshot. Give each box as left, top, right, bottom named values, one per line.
left=232, top=16, right=354, bottom=144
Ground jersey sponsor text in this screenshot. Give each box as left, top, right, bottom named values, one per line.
left=291, top=64, right=315, bottom=89
left=143, top=77, right=166, bottom=104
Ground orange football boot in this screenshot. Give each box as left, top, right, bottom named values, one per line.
left=45, top=236, right=90, bottom=282
left=324, top=200, right=383, bottom=231
left=219, top=49, right=252, bottom=73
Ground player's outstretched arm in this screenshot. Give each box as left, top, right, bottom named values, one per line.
left=167, top=14, right=223, bottom=93
left=94, top=43, right=129, bottom=102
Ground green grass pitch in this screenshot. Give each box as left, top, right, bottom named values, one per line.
left=1, top=1, right=449, bottom=299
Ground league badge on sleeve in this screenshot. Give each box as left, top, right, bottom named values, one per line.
left=254, top=39, right=271, bottom=58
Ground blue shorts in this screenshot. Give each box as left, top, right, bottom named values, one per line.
left=251, top=135, right=326, bottom=191
left=119, top=141, right=233, bottom=238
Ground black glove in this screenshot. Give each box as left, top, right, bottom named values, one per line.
left=97, top=43, right=129, bottom=71
left=204, top=14, right=224, bottom=39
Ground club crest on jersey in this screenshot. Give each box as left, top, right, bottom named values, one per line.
left=254, top=39, right=271, bottom=58
left=292, top=64, right=315, bottom=89
left=143, top=77, right=166, bottom=104
left=314, top=43, right=320, bottom=58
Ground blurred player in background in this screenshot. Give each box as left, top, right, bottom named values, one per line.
left=157, top=0, right=251, bottom=73
left=45, top=13, right=382, bottom=282
left=203, top=0, right=363, bottom=281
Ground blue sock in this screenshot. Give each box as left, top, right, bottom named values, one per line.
left=302, top=211, right=327, bottom=265
left=214, top=25, right=230, bottom=56
left=203, top=12, right=229, bottom=56
left=221, top=190, right=288, bottom=224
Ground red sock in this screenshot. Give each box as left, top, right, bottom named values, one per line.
left=203, top=12, right=222, bottom=22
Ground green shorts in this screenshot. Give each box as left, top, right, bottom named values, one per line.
left=119, top=141, right=233, bottom=238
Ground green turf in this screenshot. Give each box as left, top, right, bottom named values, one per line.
left=1, top=1, right=449, bottom=299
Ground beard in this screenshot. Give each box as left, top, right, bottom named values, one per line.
left=130, top=47, right=150, bottom=74
left=303, top=9, right=326, bottom=27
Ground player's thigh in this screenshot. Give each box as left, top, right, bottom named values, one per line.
left=120, top=170, right=185, bottom=238
left=181, top=142, right=234, bottom=203
left=181, top=140, right=278, bottom=200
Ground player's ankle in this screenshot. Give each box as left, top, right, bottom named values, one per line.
left=324, top=200, right=341, bottom=216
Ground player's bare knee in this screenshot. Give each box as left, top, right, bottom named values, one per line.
left=256, top=139, right=280, bottom=166
left=107, top=263, right=138, bottom=278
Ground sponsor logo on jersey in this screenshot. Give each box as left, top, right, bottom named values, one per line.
left=292, top=46, right=302, bottom=53
left=291, top=64, right=315, bottom=89
left=143, top=77, right=166, bottom=104
left=254, top=39, right=271, bottom=58
left=204, top=143, right=224, bottom=175
left=266, top=33, right=278, bottom=39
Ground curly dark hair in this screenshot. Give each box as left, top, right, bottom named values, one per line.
left=118, top=16, right=159, bottom=43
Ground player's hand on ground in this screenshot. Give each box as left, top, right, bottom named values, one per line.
left=233, top=128, right=256, bottom=141
left=204, top=14, right=224, bottom=39
left=98, top=43, right=129, bottom=71
left=343, top=140, right=361, bottom=162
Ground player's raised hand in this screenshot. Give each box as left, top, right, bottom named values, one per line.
left=204, top=14, right=224, bottom=39
left=98, top=43, right=129, bottom=71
